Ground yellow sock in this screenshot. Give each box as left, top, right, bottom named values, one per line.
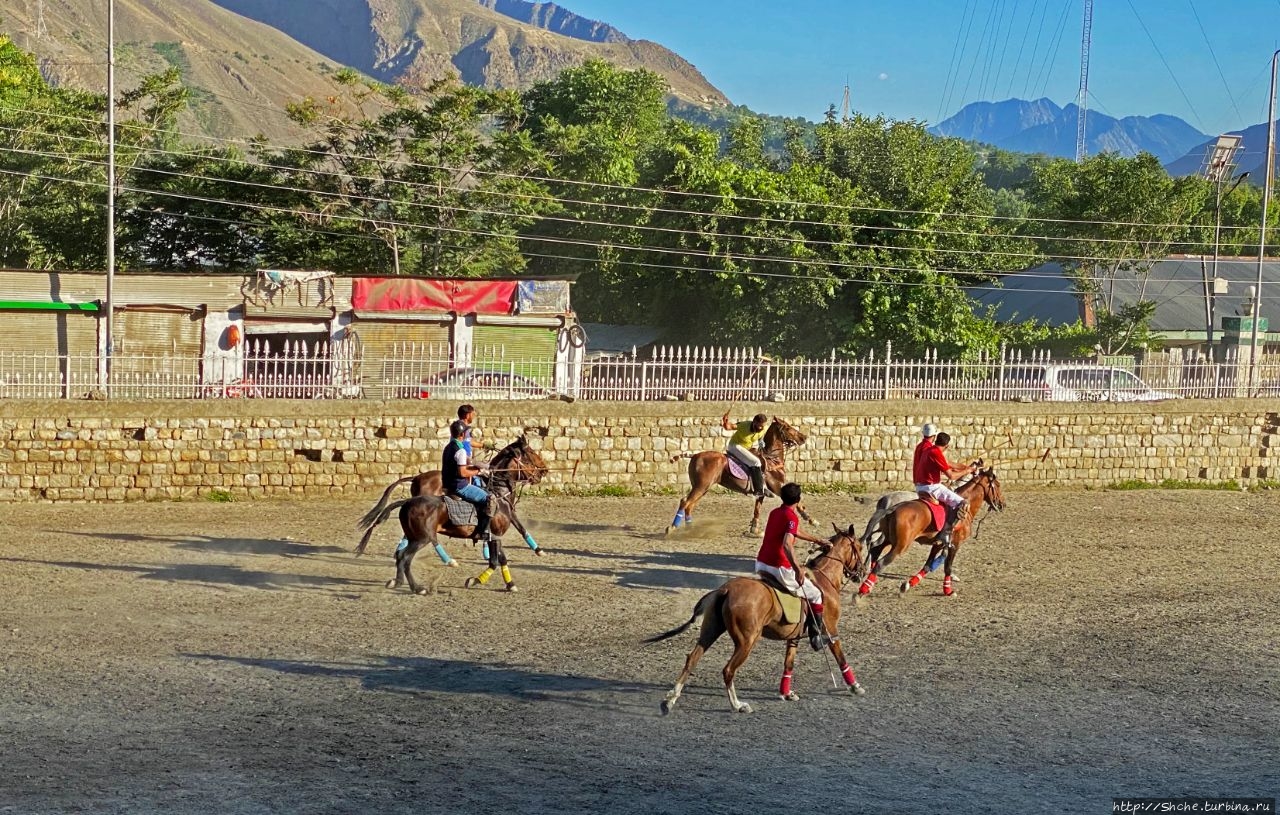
left=501, top=565, right=513, bottom=584
left=476, top=568, right=494, bottom=585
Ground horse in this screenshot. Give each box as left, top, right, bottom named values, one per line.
left=355, top=435, right=548, bottom=565
left=857, top=467, right=1006, bottom=598
left=668, top=416, right=811, bottom=536
left=646, top=525, right=868, bottom=714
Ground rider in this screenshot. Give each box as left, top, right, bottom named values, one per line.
left=443, top=419, right=493, bottom=546
left=913, top=430, right=977, bottom=546
left=721, top=411, right=772, bottom=499
left=754, top=482, right=833, bottom=652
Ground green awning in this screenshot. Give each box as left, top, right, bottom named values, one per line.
left=0, top=300, right=100, bottom=311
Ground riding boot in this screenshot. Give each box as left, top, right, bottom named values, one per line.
left=473, top=510, right=492, bottom=544
left=806, top=609, right=833, bottom=652
left=749, top=466, right=773, bottom=499
left=939, top=502, right=964, bottom=547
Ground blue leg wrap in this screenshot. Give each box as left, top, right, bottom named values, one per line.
left=671, top=510, right=684, bottom=528
left=433, top=543, right=453, bottom=565
left=523, top=533, right=539, bottom=551
left=481, top=543, right=491, bottom=560
left=395, top=537, right=408, bottom=554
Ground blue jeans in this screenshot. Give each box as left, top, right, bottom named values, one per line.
left=455, top=484, right=489, bottom=503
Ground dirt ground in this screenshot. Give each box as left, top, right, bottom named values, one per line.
left=2, top=488, right=1278, bottom=814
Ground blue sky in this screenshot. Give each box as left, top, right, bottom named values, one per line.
left=561, top=0, right=1280, bottom=135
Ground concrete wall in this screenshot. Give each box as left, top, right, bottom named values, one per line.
left=0, top=400, right=1276, bottom=501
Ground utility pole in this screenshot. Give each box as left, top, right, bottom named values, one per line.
left=1075, top=0, right=1094, bottom=162
left=104, top=0, right=116, bottom=395
left=1248, top=50, right=1279, bottom=395
left=840, top=79, right=852, bottom=123
left=1200, top=135, right=1244, bottom=355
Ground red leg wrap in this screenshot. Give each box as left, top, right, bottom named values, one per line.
left=841, top=664, right=856, bottom=686
left=779, top=671, right=793, bottom=696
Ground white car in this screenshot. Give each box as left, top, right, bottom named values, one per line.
left=415, top=367, right=552, bottom=400
left=1002, top=364, right=1180, bottom=402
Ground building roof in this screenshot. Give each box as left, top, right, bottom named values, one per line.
left=968, top=257, right=1280, bottom=332
left=580, top=323, right=663, bottom=356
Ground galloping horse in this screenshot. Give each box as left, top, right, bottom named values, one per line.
left=647, top=526, right=868, bottom=714
left=356, top=435, right=548, bottom=564
left=668, top=416, right=811, bottom=536
left=858, top=467, right=1005, bottom=598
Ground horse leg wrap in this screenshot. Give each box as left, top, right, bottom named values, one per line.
left=396, top=537, right=409, bottom=554
left=523, top=533, right=538, bottom=551
left=476, top=568, right=494, bottom=585
left=779, top=670, right=794, bottom=697
left=859, top=573, right=878, bottom=595
left=908, top=570, right=926, bottom=588
left=481, top=542, right=490, bottom=560
left=433, top=543, right=453, bottom=565
left=942, top=575, right=954, bottom=596
left=671, top=510, right=685, bottom=528
left=500, top=565, right=513, bottom=585
left=841, top=664, right=857, bottom=686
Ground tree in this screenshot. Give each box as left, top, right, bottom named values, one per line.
left=1027, top=152, right=1207, bottom=354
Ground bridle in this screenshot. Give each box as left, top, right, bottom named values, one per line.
left=808, top=533, right=863, bottom=586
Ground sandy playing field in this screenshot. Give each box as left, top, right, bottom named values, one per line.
left=2, top=488, right=1277, bottom=814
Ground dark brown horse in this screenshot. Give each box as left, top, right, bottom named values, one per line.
left=646, top=526, right=867, bottom=714
left=356, top=436, right=548, bottom=565
left=857, top=468, right=1006, bottom=598
left=668, top=416, right=811, bottom=536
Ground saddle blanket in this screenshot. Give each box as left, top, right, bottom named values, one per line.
left=726, top=457, right=748, bottom=481
left=915, top=498, right=946, bottom=533
left=443, top=495, right=479, bottom=527
left=754, top=574, right=804, bottom=624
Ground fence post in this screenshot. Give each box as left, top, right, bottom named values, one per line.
left=997, top=344, right=1006, bottom=401
left=882, top=341, right=893, bottom=400
left=640, top=360, right=648, bottom=401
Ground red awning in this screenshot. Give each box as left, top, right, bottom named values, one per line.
left=351, top=278, right=517, bottom=315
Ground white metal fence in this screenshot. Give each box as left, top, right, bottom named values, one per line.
left=1, top=341, right=1277, bottom=401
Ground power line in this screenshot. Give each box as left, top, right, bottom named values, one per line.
left=4, top=162, right=1266, bottom=294
left=1186, top=0, right=1245, bottom=128
left=1033, top=0, right=1075, bottom=99
left=937, top=0, right=977, bottom=122
left=4, top=139, right=1255, bottom=262
left=1123, top=0, right=1207, bottom=132
left=2, top=103, right=1251, bottom=235
left=1007, top=0, right=1045, bottom=99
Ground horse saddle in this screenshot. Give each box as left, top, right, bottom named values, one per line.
left=913, top=497, right=947, bottom=533
left=754, top=573, right=805, bottom=625
left=442, top=495, right=479, bottom=527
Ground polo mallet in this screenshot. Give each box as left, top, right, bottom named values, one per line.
left=726, top=353, right=774, bottom=414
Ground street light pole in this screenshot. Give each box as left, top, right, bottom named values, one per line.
left=104, top=0, right=116, bottom=396
left=1210, top=171, right=1249, bottom=354
left=1249, top=49, right=1279, bottom=395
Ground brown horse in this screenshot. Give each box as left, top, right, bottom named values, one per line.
left=668, top=416, right=811, bottom=536
left=355, top=436, right=548, bottom=565
left=646, top=526, right=867, bottom=714
left=857, top=468, right=1006, bottom=598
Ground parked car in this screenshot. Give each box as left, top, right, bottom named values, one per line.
left=416, top=367, right=551, bottom=400
left=999, top=363, right=1181, bottom=402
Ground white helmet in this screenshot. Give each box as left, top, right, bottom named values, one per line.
left=922, top=422, right=938, bottom=438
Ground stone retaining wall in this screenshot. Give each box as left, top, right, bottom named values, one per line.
left=0, top=400, right=1275, bottom=501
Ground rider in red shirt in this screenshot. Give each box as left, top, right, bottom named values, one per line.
left=755, top=482, right=833, bottom=651
left=914, top=430, right=977, bottom=545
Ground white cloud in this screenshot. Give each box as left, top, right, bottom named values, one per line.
left=878, top=72, right=889, bottom=81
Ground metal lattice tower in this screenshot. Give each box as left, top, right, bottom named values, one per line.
left=840, top=80, right=852, bottom=122
left=1075, top=0, right=1094, bottom=162
left=35, top=0, right=49, bottom=39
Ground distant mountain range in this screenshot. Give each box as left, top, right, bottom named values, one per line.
left=4, top=0, right=727, bottom=142
left=1164, top=119, right=1280, bottom=180
left=931, top=98, right=1209, bottom=165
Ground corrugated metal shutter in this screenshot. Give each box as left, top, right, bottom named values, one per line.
left=472, top=325, right=557, bottom=385
left=0, top=311, right=99, bottom=354
left=350, top=319, right=451, bottom=399
left=117, top=309, right=202, bottom=355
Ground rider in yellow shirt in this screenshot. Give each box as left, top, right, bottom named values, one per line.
left=721, top=411, right=772, bottom=499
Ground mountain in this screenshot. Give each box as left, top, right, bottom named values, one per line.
left=1164, top=119, right=1280, bottom=180
left=3, top=0, right=727, bottom=142
left=931, top=98, right=1209, bottom=164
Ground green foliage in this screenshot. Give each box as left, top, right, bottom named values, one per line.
left=1106, top=478, right=1241, bottom=491
left=206, top=489, right=235, bottom=502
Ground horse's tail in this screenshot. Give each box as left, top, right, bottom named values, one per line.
left=354, top=498, right=410, bottom=557
left=643, top=589, right=720, bottom=644
left=860, top=505, right=892, bottom=547
left=356, top=475, right=418, bottom=533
